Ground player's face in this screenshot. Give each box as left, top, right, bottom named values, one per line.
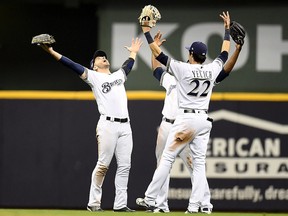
left=94, top=56, right=110, bottom=70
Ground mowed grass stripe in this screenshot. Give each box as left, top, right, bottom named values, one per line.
left=0, top=209, right=287, bottom=216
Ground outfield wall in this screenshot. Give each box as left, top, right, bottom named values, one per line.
left=1, top=3, right=288, bottom=92
left=0, top=92, right=287, bottom=212
left=1, top=0, right=288, bottom=212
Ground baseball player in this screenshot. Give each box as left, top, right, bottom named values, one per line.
left=151, top=37, right=199, bottom=213
left=37, top=37, right=143, bottom=212
left=136, top=11, right=231, bottom=213
left=151, top=31, right=243, bottom=214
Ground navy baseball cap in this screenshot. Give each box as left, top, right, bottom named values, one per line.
left=185, top=41, right=207, bottom=56
left=90, top=50, right=107, bottom=69
left=93, top=50, right=107, bottom=59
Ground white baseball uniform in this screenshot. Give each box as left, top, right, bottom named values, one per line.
left=143, top=56, right=224, bottom=213
left=83, top=68, right=133, bottom=210
left=155, top=71, right=212, bottom=212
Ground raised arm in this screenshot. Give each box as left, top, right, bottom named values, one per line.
left=151, top=31, right=167, bottom=81
left=151, top=51, right=162, bottom=71
left=39, top=44, right=85, bottom=76
left=39, top=44, right=62, bottom=60
left=142, top=26, right=163, bottom=57
left=142, top=26, right=170, bottom=67
left=224, top=44, right=242, bottom=73
left=219, top=11, right=231, bottom=54
left=122, top=37, right=143, bottom=75
left=151, top=31, right=166, bottom=70
left=124, top=37, right=143, bottom=60
left=215, top=43, right=242, bottom=83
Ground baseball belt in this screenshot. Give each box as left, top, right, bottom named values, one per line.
left=184, top=109, right=208, bottom=114
left=106, top=116, right=128, bottom=123
left=163, top=117, right=175, bottom=124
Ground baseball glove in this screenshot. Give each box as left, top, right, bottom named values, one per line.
left=230, top=21, right=246, bottom=46
left=138, top=5, right=161, bottom=28
left=31, top=34, right=56, bottom=46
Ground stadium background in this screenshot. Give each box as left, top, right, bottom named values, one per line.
left=0, top=0, right=288, bottom=213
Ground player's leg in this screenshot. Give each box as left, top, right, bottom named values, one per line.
left=155, top=121, right=172, bottom=212
left=88, top=118, right=118, bottom=209
left=155, top=120, right=171, bottom=164
left=113, top=122, right=133, bottom=210
left=186, top=116, right=212, bottom=213
left=200, top=180, right=213, bottom=214
left=178, top=145, right=193, bottom=175
left=178, top=144, right=213, bottom=213
left=141, top=118, right=189, bottom=207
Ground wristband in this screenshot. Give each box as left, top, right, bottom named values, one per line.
left=144, top=32, right=154, bottom=44
left=224, top=29, right=230, bottom=41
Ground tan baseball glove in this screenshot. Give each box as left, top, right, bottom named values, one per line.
left=138, top=5, right=161, bottom=28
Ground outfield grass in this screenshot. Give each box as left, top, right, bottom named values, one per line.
left=0, top=209, right=288, bottom=216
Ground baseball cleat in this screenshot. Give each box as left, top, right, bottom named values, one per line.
left=201, top=207, right=212, bottom=214
left=185, top=209, right=198, bottom=214
left=136, top=197, right=156, bottom=211
left=113, top=206, right=135, bottom=212
left=87, top=205, right=104, bottom=212
left=153, top=208, right=170, bottom=213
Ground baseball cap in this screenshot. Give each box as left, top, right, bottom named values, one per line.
left=90, top=50, right=107, bottom=69
left=185, top=41, right=207, bottom=56
left=92, top=50, right=107, bottom=59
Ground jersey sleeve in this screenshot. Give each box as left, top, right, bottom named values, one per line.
left=121, top=58, right=135, bottom=76
left=161, top=72, right=175, bottom=90
left=215, top=69, right=230, bottom=84
left=80, top=69, right=95, bottom=88
left=166, top=58, right=187, bottom=81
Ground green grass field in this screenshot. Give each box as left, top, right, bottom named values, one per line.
left=0, top=209, right=288, bottom=216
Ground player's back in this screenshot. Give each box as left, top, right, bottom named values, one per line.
left=168, top=58, right=223, bottom=110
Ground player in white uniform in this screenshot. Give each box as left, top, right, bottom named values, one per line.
left=151, top=31, right=242, bottom=214
left=37, top=37, right=143, bottom=212
left=136, top=11, right=231, bottom=213
left=151, top=32, right=210, bottom=214
left=152, top=56, right=193, bottom=214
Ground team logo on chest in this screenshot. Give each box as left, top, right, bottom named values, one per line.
left=102, top=79, right=123, bottom=93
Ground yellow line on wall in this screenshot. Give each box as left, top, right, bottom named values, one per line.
left=211, top=92, right=288, bottom=101
left=0, top=91, right=288, bottom=101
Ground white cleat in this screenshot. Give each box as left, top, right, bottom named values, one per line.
left=153, top=208, right=170, bottom=213
left=136, top=197, right=156, bottom=211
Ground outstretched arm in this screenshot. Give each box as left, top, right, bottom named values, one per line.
left=151, top=31, right=166, bottom=70
left=224, top=44, right=242, bottom=72
left=142, top=26, right=169, bottom=66
left=122, top=37, right=143, bottom=75
left=124, top=37, right=143, bottom=60
left=39, top=44, right=62, bottom=60
left=219, top=11, right=231, bottom=54
left=215, top=11, right=231, bottom=66
left=151, top=31, right=166, bottom=81
left=39, top=44, right=85, bottom=76
left=215, top=43, right=242, bottom=83
left=142, top=26, right=162, bottom=58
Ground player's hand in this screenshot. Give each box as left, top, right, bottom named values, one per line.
left=141, top=25, right=151, bottom=33
left=220, top=11, right=230, bottom=29
left=124, top=37, right=143, bottom=57
left=154, top=31, right=166, bottom=47
left=39, top=43, right=53, bottom=54
left=235, top=43, right=242, bottom=51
